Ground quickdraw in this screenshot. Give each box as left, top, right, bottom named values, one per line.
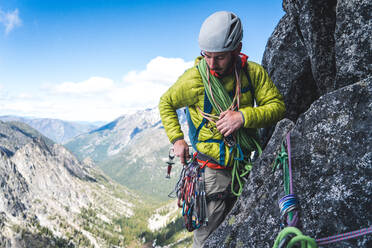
left=169, top=154, right=208, bottom=232
left=165, top=147, right=175, bottom=179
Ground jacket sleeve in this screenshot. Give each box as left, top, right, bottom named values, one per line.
left=239, top=62, right=286, bottom=128
left=158, top=67, right=203, bottom=144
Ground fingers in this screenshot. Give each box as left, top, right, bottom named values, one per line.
left=219, top=111, right=227, bottom=119
left=216, top=111, right=233, bottom=136
left=180, top=146, right=190, bottom=165
left=185, top=146, right=191, bottom=161
left=177, top=148, right=186, bottom=165
left=223, top=128, right=233, bottom=137
left=173, top=139, right=190, bottom=165
left=180, top=153, right=185, bottom=165
left=216, top=110, right=243, bottom=137
left=216, top=120, right=226, bottom=134
left=217, top=124, right=232, bottom=137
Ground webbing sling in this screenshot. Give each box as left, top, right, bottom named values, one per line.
left=185, top=92, right=226, bottom=165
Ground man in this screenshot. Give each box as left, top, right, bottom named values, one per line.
left=159, top=11, right=285, bottom=247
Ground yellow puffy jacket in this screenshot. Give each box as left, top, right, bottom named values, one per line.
left=159, top=57, right=285, bottom=166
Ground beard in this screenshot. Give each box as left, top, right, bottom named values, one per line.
left=215, top=55, right=237, bottom=77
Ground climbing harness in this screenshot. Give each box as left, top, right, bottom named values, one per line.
left=197, top=57, right=262, bottom=197
left=272, top=132, right=372, bottom=248
left=169, top=153, right=208, bottom=232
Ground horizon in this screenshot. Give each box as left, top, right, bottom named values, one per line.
left=0, top=106, right=160, bottom=124
left=0, top=0, right=285, bottom=122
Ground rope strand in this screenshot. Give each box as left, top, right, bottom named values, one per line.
left=316, top=226, right=372, bottom=245
left=273, top=132, right=372, bottom=247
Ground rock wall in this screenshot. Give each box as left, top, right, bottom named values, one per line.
left=205, top=0, right=372, bottom=247
left=261, top=0, right=371, bottom=129
left=205, top=78, right=372, bottom=248
left=0, top=151, right=29, bottom=217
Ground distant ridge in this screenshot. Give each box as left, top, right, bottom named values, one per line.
left=0, top=115, right=101, bottom=144
left=65, top=106, right=188, bottom=200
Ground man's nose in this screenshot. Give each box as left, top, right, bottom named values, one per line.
left=210, top=58, right=218, bottom=68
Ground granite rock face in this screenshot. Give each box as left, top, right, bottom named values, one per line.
left=262, top=13, right=318, bottom=123
left=0, top=121, right=91, bottom=181
left=283, top=0, right=337, bottom=95
left=0, top=121, right=54, bottom=157
left=0, top=151, right=29, bottom=217
left=262, top=0, right=371, bottom=127
left=204, top=78, right=372, bottom=247
left=334, top=0, right=372, bottom=89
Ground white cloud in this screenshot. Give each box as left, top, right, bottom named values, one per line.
left=123, top=56, right=194, bottom=85
left=0, top=8, right=21, bottom=34
left=0, top=57, right=193, bottom=122
left=47, top=76, right=115, bottom=95
left=0, top=84, right=8, bottom=100
left=17, top=92, right=34, bottom=99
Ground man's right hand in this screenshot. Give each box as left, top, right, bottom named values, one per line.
left=173, top=139, right=190, bottom=165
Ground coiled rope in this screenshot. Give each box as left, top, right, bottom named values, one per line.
left=197, top=58, right=261, bottom=196
left=273, top=227, right=317, bottom=248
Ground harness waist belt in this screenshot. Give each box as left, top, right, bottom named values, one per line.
left=206, top=190, right=235, bottom=203
left=195, top=152, right=231, bottom=170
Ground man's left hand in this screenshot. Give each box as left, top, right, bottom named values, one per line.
left=216, top=110, right=244, bottom=137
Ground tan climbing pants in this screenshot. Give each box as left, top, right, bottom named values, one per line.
left=192, top=166, right=234, bottom=248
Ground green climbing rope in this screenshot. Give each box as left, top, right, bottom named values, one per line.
left=198, top=59, right=262, bottom=196
left=273, top=227, right=318, bottom=248
left=273, top=142, right=296, bottom=223
left=273, top=143, right=290, bottom=193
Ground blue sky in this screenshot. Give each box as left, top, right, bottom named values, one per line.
left=0, top=0, right=284, bottom=121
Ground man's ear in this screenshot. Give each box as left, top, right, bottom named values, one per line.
left=232, top=42, right=242, bottom=56
left=237, top=42, right=242, bottom=53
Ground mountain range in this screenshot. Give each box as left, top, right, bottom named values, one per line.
left=65, top=107, right=189, bottom=201
left=0, top=116, right=102, bottom=144
left=1, top=108, right=192, bottom=202
left=0, top=109, right=192, bottom=246
left=0, top=120, right=154, bottom=247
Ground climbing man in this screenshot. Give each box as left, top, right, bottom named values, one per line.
left=159, top=11, right=285, bottom=247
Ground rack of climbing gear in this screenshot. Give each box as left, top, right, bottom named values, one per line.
left=168, top=153, right=208, bottom=232
left=165, top=147, right=175, bottom=179
left=272, top=132, right=372, bottom=248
